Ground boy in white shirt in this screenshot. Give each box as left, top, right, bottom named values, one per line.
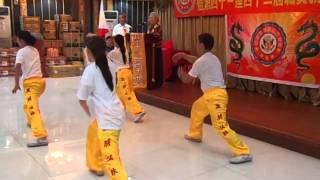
left=112, top=14, right=132, bottom=37
left=173, top=33, right=252, bottom=164
left=77, top=36, right=128, bottom=179
left=12, top=31, right=48, bottom=147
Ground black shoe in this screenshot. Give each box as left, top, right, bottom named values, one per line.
left=27, top=137, right=49, bottom=148
left=89, top=169, right=105, bottom=177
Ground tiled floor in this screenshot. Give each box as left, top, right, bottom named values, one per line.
left=0, top=77, right=319, bottom=180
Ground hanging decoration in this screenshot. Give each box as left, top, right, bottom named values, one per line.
left=227, top=12, right=320, bottom=88
left=174, top=0, right=320, bottom=18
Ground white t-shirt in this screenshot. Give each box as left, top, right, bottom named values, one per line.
left=77, top=62, right=125, bottom=130
left=189, top=52, right=226, bottom=92
left=107, top=47, right=130, bottom=70
left=112, top=23, right=131, bottom=36
left=15, top=46, right=42, bottom=80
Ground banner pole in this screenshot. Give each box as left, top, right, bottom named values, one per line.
left=10, top=0, right=15, bottom=34
left=55, top=0, right=58, bottom=15
left=40, top=0, right=44, bottom=20
left=33, top=0, right=36, bottom=16
left=224, top=14, right=228, bottom=78
left=62, top=0, right=65, bottom=15
left=48, top=0, right=51, bottom=19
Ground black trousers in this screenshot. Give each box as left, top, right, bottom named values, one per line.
left=147, top=47, right=163, bottom=90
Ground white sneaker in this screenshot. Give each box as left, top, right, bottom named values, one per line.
left=229, top=155, right=253, bottom=164
left=133, top=112, right=146, bottom=123
left=27, top=137, right=49, bottom=148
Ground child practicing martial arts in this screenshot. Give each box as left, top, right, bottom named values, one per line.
left=107, top=34, right=146, bottom=123
left=77, top=36, right=128, bottom=179
left=12, top=31, right=48, bottom=147
left=105, top=35, right=114, bottom=54
left=173, top=33, right=253, bottom=164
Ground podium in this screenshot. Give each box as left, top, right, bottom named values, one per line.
left=128, top=33, right=147, bottom=89
left=127, top=33, right=163, bottom=90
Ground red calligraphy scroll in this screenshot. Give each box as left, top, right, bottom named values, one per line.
left=174, top=0, right=320, bottom=17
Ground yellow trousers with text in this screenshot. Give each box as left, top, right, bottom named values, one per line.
left=187, top=88, right=250, bottom=155
left=116, top=68, right=144, bottom=115
left=86, top=121, right=128, bottom=180
left=23, top=77, right=47, bottom=138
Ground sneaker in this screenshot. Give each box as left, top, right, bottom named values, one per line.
left=229, top=155, right=253, bottom=164
left=89, top=169, right=105, bottom=177
left=27, top=137, right=49, bottom=148
left=133, top=112, right=146, bottom=123
left=184, top=134, right=202, bottom=143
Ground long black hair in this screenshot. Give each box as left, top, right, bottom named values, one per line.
left=114, top=35, right=127, bottom=65
left=16, top=31, right=36, bottom=46
left=85, top=36, right=114, bottom=91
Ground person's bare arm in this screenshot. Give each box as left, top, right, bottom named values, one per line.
left=12, top=63, right=22, bottom=94
left=79, top=100, right=91, bottom=117
left=178, top=67, right=196, bottom=84
left=172, top=52, right=198, bottom=64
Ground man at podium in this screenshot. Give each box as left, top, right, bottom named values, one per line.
left=146, top=12, right=163, bottom=89
left=112, top=14, right=132, bottom=37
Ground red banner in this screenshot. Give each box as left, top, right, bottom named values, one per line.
left=227, top=12, right=320, bottom=88
left=174, top=0, right=320, bottom=17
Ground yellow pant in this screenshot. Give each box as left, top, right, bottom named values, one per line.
left=23, top=77, right=47, bottom=138
left=86, top=121, right=128, bottom=180
left=116, top=68, right=144, bottom=115
left=187, top=88, right=250, bottom=156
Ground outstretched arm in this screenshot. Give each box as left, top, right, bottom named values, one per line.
left=172, top=52, right=198, bottom=64
left=178, top=67, right=196, bottom=84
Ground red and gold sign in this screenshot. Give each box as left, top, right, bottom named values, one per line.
left=130, top=33, right=147, bottom=88
left=174, top=0, right=320, bottom=17
left=251, top=22, right=287, bottom=66
left=227, top=12, right=320, bottom=88
left=174, top=0, right=197, bottom=15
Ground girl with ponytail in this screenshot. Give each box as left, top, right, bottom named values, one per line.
left=108, top=34, right=146, bottom=123
left=12, top=31, right=48, bottom=148
left=77, top=36, right=128, bottom=179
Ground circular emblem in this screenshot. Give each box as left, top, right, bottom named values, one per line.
left=251, top=22, right=287, bottom=65
left=174, top=0, right=196, bottom=15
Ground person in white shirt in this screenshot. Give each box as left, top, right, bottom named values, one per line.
left=173, top=33, right=252, bottom=164
left=83, top=33, right=99, bottom=66
left=77, top=36, right=128, bottom=179
left=105, top=35, right=114, bottom=54
left=12, top=31, right=48, bottom=148
left=108, top=35, right=146, bottom=123
left=112, top=14, right=131, bottom=37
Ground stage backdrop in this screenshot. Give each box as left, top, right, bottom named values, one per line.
left=174, top=0, right=320, bottom=17
left=227, top=12, right=320, bottom=88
